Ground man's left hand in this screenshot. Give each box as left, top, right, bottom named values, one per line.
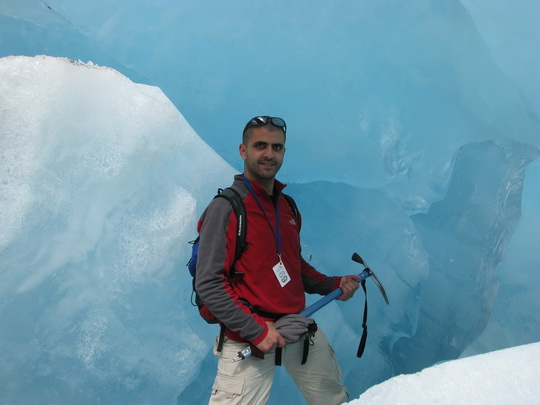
left=337, top=275, right=361, bottom=301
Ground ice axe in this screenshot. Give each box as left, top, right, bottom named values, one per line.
left=300, top=252, right=389, bottom=317
left=231, top=252, right=389, bottom=362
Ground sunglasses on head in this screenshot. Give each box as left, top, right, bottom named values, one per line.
left=243, top=116, right=287, bottom=134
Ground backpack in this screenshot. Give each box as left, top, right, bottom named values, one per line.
left=187, top=187, right=298, bottom=324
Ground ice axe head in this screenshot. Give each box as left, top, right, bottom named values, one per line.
left=351, top=252, right=367, bottom=267
left=351, top=252, right=390, bottom=305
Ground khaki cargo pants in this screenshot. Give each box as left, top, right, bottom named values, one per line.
left=208, top=328, right=349, bottom=405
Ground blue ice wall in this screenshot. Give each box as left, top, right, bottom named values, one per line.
left=1, top=1, right=540, bottom=404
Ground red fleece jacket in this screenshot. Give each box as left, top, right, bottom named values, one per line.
left=195, top=175, right=341, bottom=345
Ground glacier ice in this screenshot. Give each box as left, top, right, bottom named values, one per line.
left=0, top=55, right=234, bottom=404
left=1, top=0, right=540, bottom=403
left=392, top=140, right=538, bottom=373
left=2, top=53, right=538, bottom=404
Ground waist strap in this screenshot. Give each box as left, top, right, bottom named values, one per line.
left=239, top=298, right=287, bottom=320
left=251, top=308, right=287, bottom=320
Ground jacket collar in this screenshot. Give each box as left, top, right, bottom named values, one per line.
left=235, top=174, right=286, bottom=197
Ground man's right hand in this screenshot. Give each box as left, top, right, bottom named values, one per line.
left=255, top=322, right=286, bottom=352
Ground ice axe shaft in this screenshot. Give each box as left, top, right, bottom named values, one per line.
left=301, top=253, right=389, bottom=317
left=299, top=268, right=372, bottom=317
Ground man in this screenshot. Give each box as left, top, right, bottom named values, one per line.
left=195, top=116, right=360, bottom=404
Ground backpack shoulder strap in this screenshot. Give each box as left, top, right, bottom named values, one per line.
left=215, top=187, right=247, bottom=263
left=282, top=193, right=299, bottom=221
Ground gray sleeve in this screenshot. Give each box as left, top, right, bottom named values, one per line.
left=195, top=197, right=265, bottom=342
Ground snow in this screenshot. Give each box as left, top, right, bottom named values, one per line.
left=351, top=342, right=540, bottom=405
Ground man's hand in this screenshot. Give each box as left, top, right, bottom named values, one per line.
left=337, top=275, right=361, bottom=301
left=255, top=322, right=286, bottom=352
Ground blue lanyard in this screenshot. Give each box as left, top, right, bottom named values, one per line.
left=242, top=176, right=282, bottom=257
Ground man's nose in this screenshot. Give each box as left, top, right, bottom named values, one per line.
left=262, top=146, right=274, bottom=159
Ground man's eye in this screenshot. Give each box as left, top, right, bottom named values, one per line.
left=255, top=143, right=266, bottom=149
left=273, top=145, right=283, bottom=151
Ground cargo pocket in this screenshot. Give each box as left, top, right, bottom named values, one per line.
left=211, top=374, right=245, bottom=403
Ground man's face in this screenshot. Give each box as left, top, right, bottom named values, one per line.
left=239, top=126, right=286, bottom=184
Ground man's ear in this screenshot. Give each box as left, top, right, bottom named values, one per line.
left=239, top=143, right=246, bottom=160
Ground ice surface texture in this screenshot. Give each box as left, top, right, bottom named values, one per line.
left=1, top=1, right=540, bottom=403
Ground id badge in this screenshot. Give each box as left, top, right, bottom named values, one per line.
left=273, top=261, right=291, bottom=287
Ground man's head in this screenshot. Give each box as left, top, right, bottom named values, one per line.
left=240, top=116, right=287, bottom=194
